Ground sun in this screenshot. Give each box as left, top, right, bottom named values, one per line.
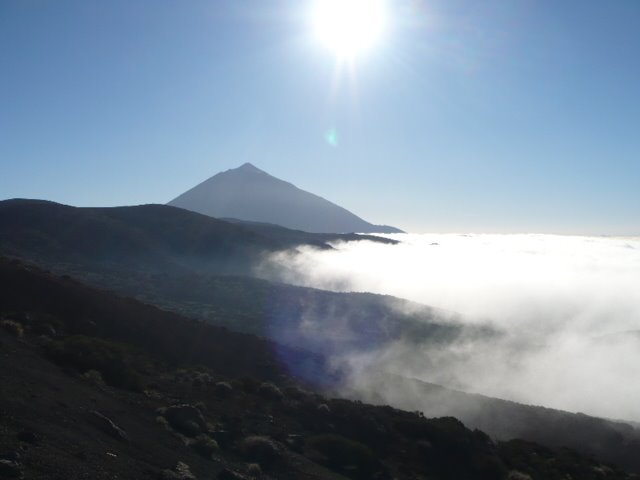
left=312, top=0, right=387, bottom=59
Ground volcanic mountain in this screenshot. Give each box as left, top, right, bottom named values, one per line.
left=168, top=163, right=403, bottom=234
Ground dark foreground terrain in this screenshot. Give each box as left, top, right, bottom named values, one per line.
left=0, top=257, right=636, bottom=480
left=3, top=199, right=640, bottom=478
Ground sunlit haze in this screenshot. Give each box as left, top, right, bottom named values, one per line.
left=312, top=0, right=387, bottom=59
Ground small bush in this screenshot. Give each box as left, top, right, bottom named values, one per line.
left=1, top=320, right=24, bottom=337
left=161, top=462, right=195, bottom=480
left=25, top=312, right=62, bottom=336
left=507, top=471, right=532, bottom=480
left=240, top=436, right=279, bottom=468
left=163, top=404, right=207, bottom=437
left=155, top=416, right=171, bottom=430
left=192, top=371, right=212, bottom=388
left=82, top=369, right=105, bottom=385
left=247, top=463, right=262, bottom=477
left=45, top=335, right=142, bottom=390
left=190, top=434, right=219, bottom=459
left=214, top=381, right=233, bottom=398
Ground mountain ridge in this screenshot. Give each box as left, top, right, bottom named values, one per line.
left=0, top=199, right=396, bottom=275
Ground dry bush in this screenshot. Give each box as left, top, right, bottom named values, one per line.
left=45, top=335, right=143, bottom=390
left=240, top=436, right=279, bottom=469
left=190, top=434, right=219, bottom=459
left=1, top=320, right=24, bottom=337
left=214, top=381, right=233, bottom=398
left=247, top=463, right=262, bottom=477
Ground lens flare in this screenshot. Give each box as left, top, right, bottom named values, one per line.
left=324, top=128, right=339, bottom=147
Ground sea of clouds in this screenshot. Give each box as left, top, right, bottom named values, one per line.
left=261, top=234, right=640, bottom=421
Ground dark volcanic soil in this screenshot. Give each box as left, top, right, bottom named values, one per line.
left=0, top=328, right=348, bottom=480
left=0, top=329, right=214, bottom=479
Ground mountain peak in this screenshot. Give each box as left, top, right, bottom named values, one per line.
left=169, top=164, right=403, bottom=234
left=235, top=162, right=263, bottom=173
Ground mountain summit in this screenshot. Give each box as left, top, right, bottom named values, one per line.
left=168, top=163, right=402, bottom=234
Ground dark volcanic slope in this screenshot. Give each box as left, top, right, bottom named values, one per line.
left=0, top=198, right=459, bottom=367
left=0, top=199, right=278, bottom=273
left=168, top=163, right=402, bottom=234
left=0, top=257, right=327, bottom=383
left=0, top=257, right=634, bottom=480
left=0, top=199, right=394, bottom=275
left=349, top=373, right=640, bottom=475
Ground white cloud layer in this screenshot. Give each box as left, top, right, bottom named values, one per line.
left=262, top=234, right=640, bottom=421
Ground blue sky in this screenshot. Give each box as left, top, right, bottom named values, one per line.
left=1, top=0, right=638, bottom=234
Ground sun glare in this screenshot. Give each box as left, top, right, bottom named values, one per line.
left=312, top=0, right=386, bottom=59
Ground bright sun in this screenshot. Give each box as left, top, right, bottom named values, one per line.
left=312, top=0, right=386, bottom=59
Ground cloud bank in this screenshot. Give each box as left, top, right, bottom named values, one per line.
left=261, top=234, right=640, bottom=421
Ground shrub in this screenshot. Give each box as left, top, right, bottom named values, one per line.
left=307, top=434, right=376, bottom=477
left=192, top=371, right=212, bottom=388
left=155, top=416, right=171, bottom=430
left=240, top=436, right=279, bottom=468
left=161, top=462, right=195, bottom=480
left=247, top=463, right=262, bottom=477
left=507, top=471, right=532, bottom=480
left=82, top=369, right=105, bottom=385
left=44, top=335, right=142, bottom=390
left=163, top=404, right=207, bottom=437
left=190, top=434, right=219, bottom=459
left=214, top=381, right=233, bottom=398
left=25, top=312, right=61, bottom=336
left=1, top=320, right=24, bottom=337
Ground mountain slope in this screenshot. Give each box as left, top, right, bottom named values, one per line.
left=168, top=163, right=402, bottom=234
left=0, top=199, right=394, bottom=275
left=346, top=373, right=640, bottom=474
left=0, top=198, right=457, bottom=363
left=0, top=199, right=279, bottom=273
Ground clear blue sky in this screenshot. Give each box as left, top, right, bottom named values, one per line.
left=1, top=0, right=638, bottom=234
